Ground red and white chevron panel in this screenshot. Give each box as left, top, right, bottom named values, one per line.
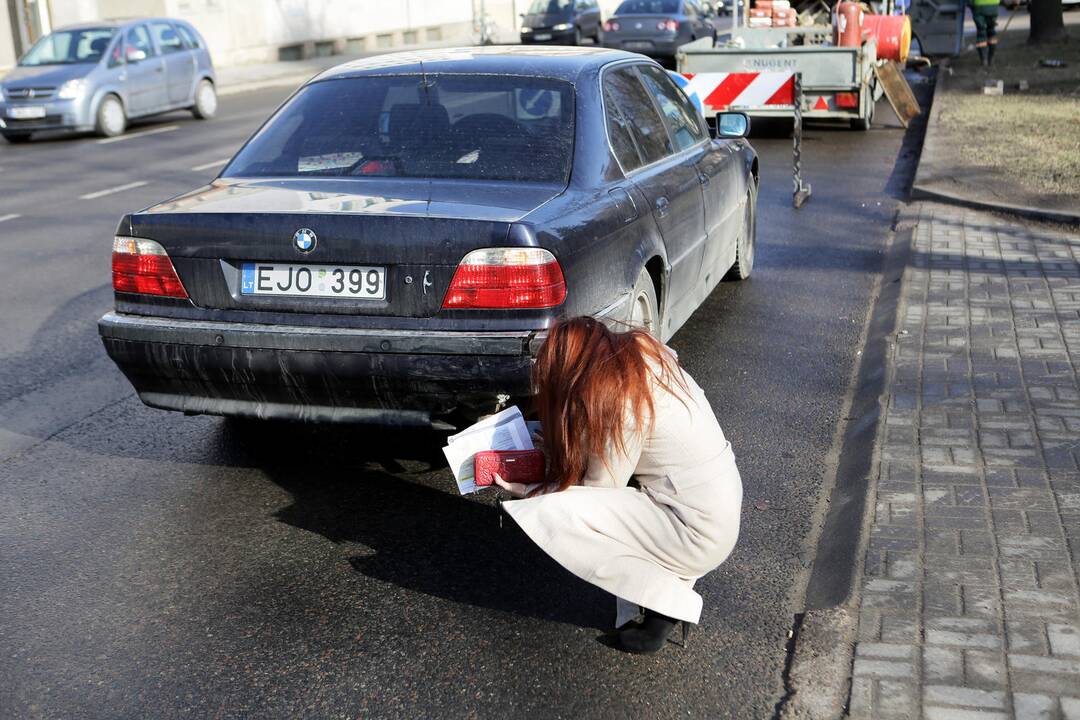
left=679, top=72, right=795, bottom=112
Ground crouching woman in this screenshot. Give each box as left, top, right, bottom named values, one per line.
left=497, top=317, right=743, bottom=654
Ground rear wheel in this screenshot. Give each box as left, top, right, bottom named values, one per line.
left=726, top=184, right=757, bottom=281
left=192, top=79, right=217, bottom=120
left=850, top=94, right=874, bottom=130
left=95, top=94, right=126, bottom=138
left=2, top=132, right=31, bottom=144
left=573, top=27, right=583, bottom=45
left=629, top=267, right=661, bottom=338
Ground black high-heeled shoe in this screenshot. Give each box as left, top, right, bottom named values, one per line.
left=610, top=609, right=692, bottom=654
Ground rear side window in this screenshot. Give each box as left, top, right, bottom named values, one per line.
left=224, top=74, right=575, bottom=184
left=175, top=24, right=202, bottom=49
left=603, top=67, right=672, bottom=167
left=637, top=65, right=705, bottom=152
left=150, top=22, right=186, bottom=54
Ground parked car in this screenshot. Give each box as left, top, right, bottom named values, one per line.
left=0, top=18, right=216, bottom=143
left=602, top=0, right=718, bottom=65
left=520, top=0, right=604, bottom=45
left=98, top=47, right=758, bottom=428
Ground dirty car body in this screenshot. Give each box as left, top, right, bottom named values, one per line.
left=98, top=46, right=758, bottom=427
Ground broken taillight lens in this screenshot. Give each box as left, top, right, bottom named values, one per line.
left=112, top=236, right=189, bottom=299
left=442, top=248, right=566, bottom=310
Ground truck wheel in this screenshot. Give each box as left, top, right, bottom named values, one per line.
left=95, top=94, right=126, bottom=137
left=850, top=97, right=874, bottom=130
left=192, top=79, right=217, bottom=120
left=629, top=267, right=660, bottom=338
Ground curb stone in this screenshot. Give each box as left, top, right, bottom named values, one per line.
left=911, top=68, right=1080, bottom=226
left=780, top=608, right=858, bottom=720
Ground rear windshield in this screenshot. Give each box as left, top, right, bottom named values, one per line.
left=223, top=74, right=575, bottom=184
left=19, top=28, right=116, bottom=66
left=614, top=0, right=680, bottom=13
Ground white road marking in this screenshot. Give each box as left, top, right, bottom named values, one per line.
left=191, top=158, right=229, bottom=172
left=0, top=213, right=20, bottom=223
left=79, top=181, right=149, bottom=200
left=96, top=124, right=179, bottom=145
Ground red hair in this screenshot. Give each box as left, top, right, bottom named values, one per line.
left=532, top=317, right=688, bottom=493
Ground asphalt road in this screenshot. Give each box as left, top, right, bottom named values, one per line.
left=0, top=74, right=931, bottom=719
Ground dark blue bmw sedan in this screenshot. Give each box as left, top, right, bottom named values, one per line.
left=98, top=46, right=758, bottom=428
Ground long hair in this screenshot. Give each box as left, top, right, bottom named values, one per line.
left=532, top=317, right=688, bottom=493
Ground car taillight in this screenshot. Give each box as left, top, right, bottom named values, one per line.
left=112, top=236, right=189, bottom=298
left=442, top=248, right=566, bottom=309
left=657, top=19, right=678, bottom=31
left=836, top=92, right=859, bottom=109
left=603, top=20, right=620, bottom=31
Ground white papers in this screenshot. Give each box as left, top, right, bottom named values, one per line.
left=442, top=406, right=533, bottom=495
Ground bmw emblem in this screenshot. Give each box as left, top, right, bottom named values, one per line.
left=293, top=228, right=317, bottom=253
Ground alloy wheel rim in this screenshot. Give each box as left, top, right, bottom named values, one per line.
left=103, top=100, right=123, bottom=133
left=199, top=84, right=217, bottom=115
left=631, top=291, right=656, bottom=336
left=742, top=200, right=755, bottom=271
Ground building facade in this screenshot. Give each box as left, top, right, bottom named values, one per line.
left=4, top=0, right=627, bottom=71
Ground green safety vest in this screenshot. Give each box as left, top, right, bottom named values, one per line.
left=971, top=0, right=997, bottom=7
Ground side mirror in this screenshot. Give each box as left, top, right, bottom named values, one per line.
left=717, top=111, right=750, bottom=138
left=126, top=47, right=147, bottom=63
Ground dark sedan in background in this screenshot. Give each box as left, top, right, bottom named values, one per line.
left=98, top=46, right=758, bottom=428
left=520, top=0, right=604, bottom=45
left=602, top=0, right=718, bottom=65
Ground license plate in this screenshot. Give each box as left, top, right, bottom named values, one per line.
left=8, top=105, right=45, bottom=119
left=241, top=263, right=386, bottom=300
left=533, top=33, right=552, bottom=40
left=624, top=41, right=654, bottom=51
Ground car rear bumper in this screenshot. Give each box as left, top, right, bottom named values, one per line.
left=98, top=312, right=537, bottom=426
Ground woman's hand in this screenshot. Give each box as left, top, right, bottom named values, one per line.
left=493, top=473, right=538, bottom=499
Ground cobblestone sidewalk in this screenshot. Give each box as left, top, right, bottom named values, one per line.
left=848, top=203, right=1080, bottom=719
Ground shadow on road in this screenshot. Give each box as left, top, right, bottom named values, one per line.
left=221, top=420, right=613, bottom=631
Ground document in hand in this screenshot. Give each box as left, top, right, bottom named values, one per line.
left=442, top=406, right=534, bottom=495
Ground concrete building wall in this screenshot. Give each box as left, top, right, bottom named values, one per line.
left=1, top=0, right=629, bottom=74
left=0, top=6, right=16, bottom=69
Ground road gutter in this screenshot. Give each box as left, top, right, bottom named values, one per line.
left=775, top=211, right=916, bottom=719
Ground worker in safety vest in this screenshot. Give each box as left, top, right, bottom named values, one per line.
left=968, top=0, right=999, bottom=66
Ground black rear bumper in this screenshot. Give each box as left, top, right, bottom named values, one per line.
left=98, top=312, right=537, bottom=426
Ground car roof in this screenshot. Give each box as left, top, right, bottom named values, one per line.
left=314, top=45, right=650, bottom=84
left=54, top=17, right=181, bottom=31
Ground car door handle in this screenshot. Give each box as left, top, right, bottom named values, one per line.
left=698, top=173, right=710, bottom=187
left=654, top=196, right=670, bottom=218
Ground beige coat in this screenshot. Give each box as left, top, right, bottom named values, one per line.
left=503, top=362, right=742, bottom=625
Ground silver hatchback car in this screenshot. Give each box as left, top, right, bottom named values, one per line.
left=0, top=18, right=216, bottom=143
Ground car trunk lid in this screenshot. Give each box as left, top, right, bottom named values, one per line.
left=127, top=178, right=564, bottom=318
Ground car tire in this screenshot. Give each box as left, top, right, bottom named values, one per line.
left=629, top=267, right=661, bottom=338
left=192, top=79, right=217, bottom=120
left=573, top=27, right=582, bottom=45
left=2, top=132, right=32, bottom=144
left=95, top=94, right=126, bottom=138
left=726, top=184, right=757, bottom=281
